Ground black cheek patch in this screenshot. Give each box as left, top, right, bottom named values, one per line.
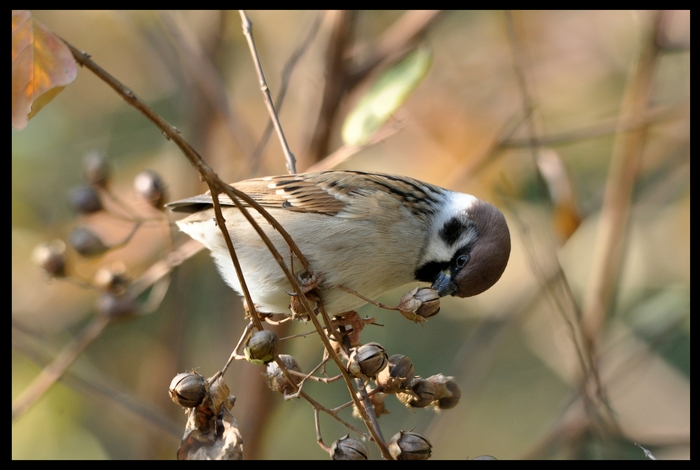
left=439, top=218, right=467, bottom=247
left=414, top=261, right=449, bottom=283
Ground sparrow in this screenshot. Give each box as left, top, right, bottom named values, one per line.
left=168, top=170, right=510, bottom=316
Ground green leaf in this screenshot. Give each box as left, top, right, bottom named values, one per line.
left=342, top=46, right=432, bottom=146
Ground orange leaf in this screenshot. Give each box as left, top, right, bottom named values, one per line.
left=12, top=10, right=77, bottom=130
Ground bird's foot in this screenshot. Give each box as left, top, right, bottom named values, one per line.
left=288, top=272, right=323, bottom=321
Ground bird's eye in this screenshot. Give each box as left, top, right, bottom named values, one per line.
left=456, top=254, right=469, bottom=268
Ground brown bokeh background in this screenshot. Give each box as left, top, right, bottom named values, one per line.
left=12, top=11, right=689, bottom=459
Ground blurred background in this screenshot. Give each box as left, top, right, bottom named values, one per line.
left=12, top=10, right=689, bottom=459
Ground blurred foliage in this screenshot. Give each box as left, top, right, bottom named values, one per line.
left=342, top=46, right=432, bottom=146
left=12, top=10, right=689, bottom=459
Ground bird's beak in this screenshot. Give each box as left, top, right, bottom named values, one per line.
left=431, top=269, right=458, bottom=297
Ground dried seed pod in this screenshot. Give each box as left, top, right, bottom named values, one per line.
left=83, top=151, right=111, bottom=188
left=264, top=354, right=301, bottom=395
left=398, top=287, right=440, bottom=323
left=347, top=342, right=388, bottom=380
left=176, top=375, right=243, bottom=460
left=32, top=240, right=67, bottom=278
left=68, top=186, right=103, bottom=214
left=397, top=377, right=436, bottom=409
left=437, top=396, right=459, bottom=411
left=329, top=435, right=369, bottom=460
left=169, top=371, right=207, bottom=408
left=98, top=292, right=139, bottom=318
left=353, top=391, right=389, bottom=419
left=289, top=273, right=321, bottom=320
left=332, top=312, right=376, bottom=348
left=426, top=374, right=461, bottom=410
left=134, top=170, right=167, bottom=210
left=376, top=354, right=415, bottom=394
left=68, top=226, right=109, bottom=258
left=388, top=431, right=432, bottom=460
left=94, top=264, right=130, bottom=295
left=425, top=373, right=448, bottom=398
left=370, top=391, right=390, bottom=417
left=244, top=329, right=280, bottom=365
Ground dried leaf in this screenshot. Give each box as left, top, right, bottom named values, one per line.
left=536, top=149, right=581, bottom=242
left=176, top=375, right=243, bottom=460
left=12, top=10, right=77, bottom=130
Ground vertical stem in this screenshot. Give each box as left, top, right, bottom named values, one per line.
left=581, top=11, right=663, bottom=344
left=239, top=10, right=297, bottom=174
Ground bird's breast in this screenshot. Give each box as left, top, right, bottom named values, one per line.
left=177, top=205, right=425, bottom=314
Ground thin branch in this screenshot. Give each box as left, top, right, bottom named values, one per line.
left=219, top=321, right=256, bottom=377
left=446, top=72, right=687, bottom=190
left=287, top=368, right=342, bottom=385
left=577, top=11, right=666, bottom=433
left=301, top=390, right=371, bottom=441
left=504, top=10, right=617, bottom=436
left=305, top=118, right=404, bottom=173
left=581, top=10, right=664, bottom=342
left=347, top=10, right=443, bottom=87
left=314, top=409, right=331, bottom=453
left=157, top=10, right=256, bottom=157
left=12, top=323, right=182, bottom=437
left=355, top=379, right=386, bottom=445
left=238, top=10, right=297, bottom=175
left=131, top=239, right=204, bottom=296
left=12, top=315, right=112, bottom=420
left=246, top=12, right=322, bottom=177
left=207, top=185, right=263, bottom=329
left=444, top=108, right=529, bottom=188
left=285, top=359, right=338, bottom=400
left=501, top=102, right=689, bottom=149
left=106, top=220, right=142, bottom=250
left=521, top=297, right=688, bottom=459
left=338, top=284, right=400, bottom=312
left=503, top=11, right=544, bottom=177
left=306, top=10, right=356, bottom=164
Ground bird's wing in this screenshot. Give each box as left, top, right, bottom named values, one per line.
left=168, top=170, right=444, bottom=219
left=232, top=172, right=348, bottom=215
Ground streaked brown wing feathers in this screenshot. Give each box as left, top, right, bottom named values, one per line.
left=231, top=174, right=347, bottom=215
left=169, top=171, right=444, bottom=218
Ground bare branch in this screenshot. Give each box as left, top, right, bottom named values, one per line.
left=238, top=10, right=297, bottom=174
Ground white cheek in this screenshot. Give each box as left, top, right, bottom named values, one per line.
left=419, top=192, right=480, bottom=265
left=420, top=240, right=454, bottom=265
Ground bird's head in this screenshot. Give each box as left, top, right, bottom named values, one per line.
left=415, top=195, right=510, bottom=298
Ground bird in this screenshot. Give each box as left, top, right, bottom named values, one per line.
left=168, top=170, right=510, bottom=317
